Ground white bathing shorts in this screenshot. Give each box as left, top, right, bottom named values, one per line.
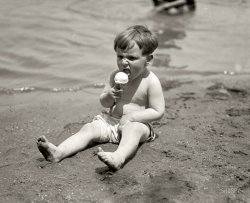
left=93, top=112, right=157, bottom=144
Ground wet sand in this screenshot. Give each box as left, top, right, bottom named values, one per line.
left=0, top=73, right=250, bottom=202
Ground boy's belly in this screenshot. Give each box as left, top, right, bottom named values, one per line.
left=111, top=101, right=146, bottom=118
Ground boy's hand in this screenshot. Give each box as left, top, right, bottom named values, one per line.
left=118, top=114, right=133, bottom=132
left=110, top=86, right=124, bottom=102
left=100, top=83, right=125, bottom=108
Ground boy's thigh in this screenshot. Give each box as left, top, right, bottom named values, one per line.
left=90, top=120, right=116, bottom=143
left=121, top=122, right=151, bottom=143
left=85, top=120, right=106, bottom=142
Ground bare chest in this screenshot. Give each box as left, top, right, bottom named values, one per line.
left=111, top=80, right=148, bottom=117
left=122, top=81, right=148, bottom=106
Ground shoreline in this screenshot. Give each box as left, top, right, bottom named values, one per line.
left=1, top=67, right=250, bottom=93
left=0, top=73, right=250, bottom=202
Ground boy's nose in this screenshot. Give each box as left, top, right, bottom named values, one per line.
left=121, top=58, right=129, bottom=66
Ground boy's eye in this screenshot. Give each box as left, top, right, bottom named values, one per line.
left=117, top=55, right=137, bottom=61
left=127, top=56, right=137, bottom=61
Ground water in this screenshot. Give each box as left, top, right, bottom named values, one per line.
left=0, top=0, right=249, bottom=93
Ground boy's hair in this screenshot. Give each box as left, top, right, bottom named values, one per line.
left=114, top=25, right=158, bottom=55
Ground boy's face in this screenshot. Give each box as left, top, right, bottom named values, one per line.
left=116, top=42, right=150, bottom=81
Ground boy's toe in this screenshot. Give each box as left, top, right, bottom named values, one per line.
left=37, top=136, right=47, bottom=143
left=97, top=147, right=104, bottom=153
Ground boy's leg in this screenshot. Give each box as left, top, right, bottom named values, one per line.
left=37, top=120, right=102, bottom=162
left=97, top=122, right=150, bottom=170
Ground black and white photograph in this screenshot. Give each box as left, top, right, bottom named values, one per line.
left=0, top=0, right=249, bottom=202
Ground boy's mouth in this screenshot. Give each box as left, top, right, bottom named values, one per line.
left=123, top=69, right=130, bottom=77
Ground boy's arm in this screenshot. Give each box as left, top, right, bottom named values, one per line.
left=120, top=74, right=165, bottom=124
left=100, top=84, right=115, bottom=108
left=99, top=70, right=117, bottom=108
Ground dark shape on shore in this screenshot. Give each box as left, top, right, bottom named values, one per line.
left=226, top=108, right=250, bottom=117
left=152, top=0, right=196, bottom=13
left=206, top=82, right=249, bottom=100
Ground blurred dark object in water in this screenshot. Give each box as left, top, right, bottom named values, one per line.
left=152, top=0, right=196, bottom=14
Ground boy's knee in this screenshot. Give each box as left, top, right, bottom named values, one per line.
left=123, top=122, right=149, bottom=136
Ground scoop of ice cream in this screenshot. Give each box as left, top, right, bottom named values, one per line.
left=114, top=72, right=129, bottom=85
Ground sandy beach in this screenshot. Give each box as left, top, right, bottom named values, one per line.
left=0, top=0, right=250, bottom=201
left=0, top=73, right=249, bottom=202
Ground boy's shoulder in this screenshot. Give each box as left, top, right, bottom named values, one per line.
left=144, top=71, right=163, bottom=91
left=148, top=70, right=157, bottom=77
left=147, top=71, right=161, bottom=83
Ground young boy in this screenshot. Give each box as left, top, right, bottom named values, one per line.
left=37, top=25, right=165, bottom=170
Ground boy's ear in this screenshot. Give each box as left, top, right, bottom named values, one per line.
left=146, top=55, right=153, bottom=66
left=147, top=55, right=153, bottom=62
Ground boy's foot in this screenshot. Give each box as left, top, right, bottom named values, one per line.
left=97, top=147, right=124, bottom=171
left=37, top=136, right=61, bottom=162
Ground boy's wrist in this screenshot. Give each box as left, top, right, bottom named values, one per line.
left=129, top=113, right=135, bottom=122
left=122, top=113, right=135, bottom=123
